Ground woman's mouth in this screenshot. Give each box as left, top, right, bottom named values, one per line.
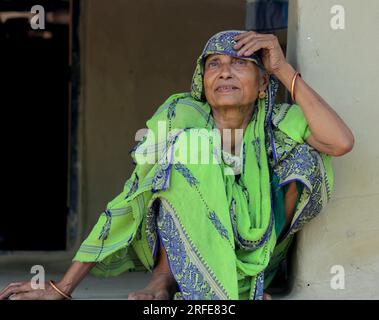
left=215, top=85, right=239, bottom=93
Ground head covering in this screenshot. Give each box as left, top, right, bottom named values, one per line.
left=191, top=30, right=265, bottom=102
left=191, top=30, right=280, bottom=132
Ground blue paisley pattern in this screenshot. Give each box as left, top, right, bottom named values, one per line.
left=251, top=272, right=265, bottom=300
left=208, top=211, right=229, bottom=241
left=151, top=162, right=172, bottom=193
left=272, top=103, right=292, bottom=127
left=174, top=163, right=199, bottom=187
left=124, top=173, right=139, bottom=200
left=151, top=131, right=184, bottom=193
left=167, top=98, right=178, bottom=120
left=156, top=199, right=229, bottom=300
left=272, top=143, right=328, bottom=238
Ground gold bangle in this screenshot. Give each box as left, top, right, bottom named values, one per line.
left=49, top=280, right=72, bottom=300
left=291, top=71, right=301, bottom=102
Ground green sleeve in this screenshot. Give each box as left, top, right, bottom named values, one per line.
left=277, top=104, right=312, bottom=143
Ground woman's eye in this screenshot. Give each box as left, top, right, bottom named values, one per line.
left=208, top=61, right=218, bottom=68
left=234, top=59, right=246, bottom=65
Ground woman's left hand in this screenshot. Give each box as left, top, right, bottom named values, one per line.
left=233, top=31, right=288, bottom=75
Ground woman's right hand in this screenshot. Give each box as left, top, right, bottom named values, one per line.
left=0, top=280, right=68, bottom=300
left=0, top=261, right=96, bottom=300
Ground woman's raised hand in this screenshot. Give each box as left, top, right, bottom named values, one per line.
left=233, top=31, right=288, bottom=75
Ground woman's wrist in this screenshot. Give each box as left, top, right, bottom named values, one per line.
left=273, top=62, right=297, bottom=90
left=55, top=261, right=97, bottom=296
left=56, top=279, right=75, bottom=295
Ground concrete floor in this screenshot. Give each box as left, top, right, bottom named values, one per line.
left=0, top=260, right=288, bottom=300
left=0, top=260, right=152, bottom=300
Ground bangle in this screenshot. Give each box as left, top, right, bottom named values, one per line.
left=291, top=71, right=301, bottom=102
left=49, top=280, right=72, bottom=300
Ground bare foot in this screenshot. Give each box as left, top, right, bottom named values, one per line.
left=127, top=271, right=178, bottom=300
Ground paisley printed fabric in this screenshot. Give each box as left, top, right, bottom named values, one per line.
left=72, top=30, right=334, bottom=299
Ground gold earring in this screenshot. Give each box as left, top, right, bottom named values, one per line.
left=258, top=91, right=266, bottom=99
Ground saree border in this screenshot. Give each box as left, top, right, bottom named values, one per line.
left=154, top=197, right=231, bottom=300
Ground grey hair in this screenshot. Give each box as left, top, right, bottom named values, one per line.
left=258, top=66, right=267, bottom=79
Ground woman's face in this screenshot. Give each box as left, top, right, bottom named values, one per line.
left=203, top=54, right=267, bottom=110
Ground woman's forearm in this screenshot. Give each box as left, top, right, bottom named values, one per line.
left=275, top=63, right=355, bottom=154
left=56, top=261, right=97, bottom=295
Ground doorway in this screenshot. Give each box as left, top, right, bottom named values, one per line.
left=0, top=0, right=78, bottom=251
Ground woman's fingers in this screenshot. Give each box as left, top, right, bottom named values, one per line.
left=9, top=292, right=30, bottom=300
left=9, top=290, right=42, bottom=300
left=234, top=31, right=253, bottom=41
left=234, top=30, right=260, bottom=41
left=0, top=282, right=23, bottom=294
left=0, top=282, right=22, bottom=299
left=233, top=32, right=268, bottom=50
left=0, top=282, right=27, bottom=300
left=233, top=32, right=256, bottom=49
left=236, top=36, right=274, bottom=54
left=0, top=281, right=64, bottom=300
left=239, top=37, right=278, bottom=56
left=237, top=39, right=260, bottom=56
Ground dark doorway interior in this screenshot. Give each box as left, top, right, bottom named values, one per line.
left=0, top=0, right=73, bottom=250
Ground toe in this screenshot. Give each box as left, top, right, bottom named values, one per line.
left=127, top=292, right=137, bottom=300
left=128, top=292, right=155, bottom=300
left=153, top=291, right=170, bottom=300
left=263, top=293, right=272, bottom=300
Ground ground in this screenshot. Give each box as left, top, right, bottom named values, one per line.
left=0, top=260, right=286, bottom=299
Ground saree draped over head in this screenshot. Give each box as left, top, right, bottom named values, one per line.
left=73, top=30, right=334, bottom=300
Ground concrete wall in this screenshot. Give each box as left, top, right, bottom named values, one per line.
left=286, top=0, right=379, bottom=299
left=79, top=0, right=246, bottom=237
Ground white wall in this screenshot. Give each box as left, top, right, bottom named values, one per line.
left=286, top=0, right=379, bottom=299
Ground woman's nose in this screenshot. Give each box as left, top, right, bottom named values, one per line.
left=219, top=63, right=233, bottom=79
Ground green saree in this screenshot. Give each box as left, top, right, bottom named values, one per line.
left=73, top=30, right=334, bottom=300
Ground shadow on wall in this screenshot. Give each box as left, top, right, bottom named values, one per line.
left=79, top=0, right=247, bottom=240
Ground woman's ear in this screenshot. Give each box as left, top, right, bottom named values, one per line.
left=259, top=71, right=269, bottom=92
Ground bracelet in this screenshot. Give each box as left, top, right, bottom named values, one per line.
left=49, top=280, right=72, bottom=300
left=291, top=71, right=301, bottom=102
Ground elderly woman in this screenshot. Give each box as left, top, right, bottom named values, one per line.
left=0, top=30, right=354, bottom=300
